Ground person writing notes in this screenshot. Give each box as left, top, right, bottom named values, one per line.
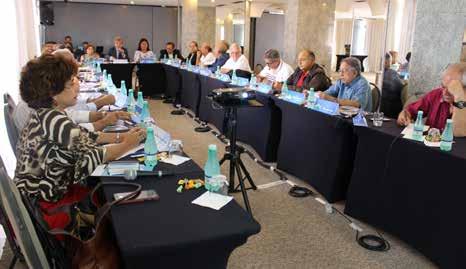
left=397, top=63, right=466, bottom=136
left=318, top=57, right=372, bottom=111
left=257, top=49, right=294, bottom=91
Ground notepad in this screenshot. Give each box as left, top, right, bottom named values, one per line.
left=192, top=191, right=233, bottom=210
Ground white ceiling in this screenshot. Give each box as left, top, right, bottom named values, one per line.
left=48, top=0, right=287, bottom=7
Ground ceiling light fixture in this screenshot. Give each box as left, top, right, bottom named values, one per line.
left=130, top=1, right=135, bottom=4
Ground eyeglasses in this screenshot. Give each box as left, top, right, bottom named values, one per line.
left=339, top=68, right=353, bottom=74
left=265, top=59, right=278, bottom=66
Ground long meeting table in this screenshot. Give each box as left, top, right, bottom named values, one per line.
left=344, top=120, right=466, bottom=269
left=99, top=62, right=466, bottom=267
left=100, top=157, right=260, bottom=269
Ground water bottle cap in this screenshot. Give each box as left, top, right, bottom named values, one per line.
left=146, top=126, right=154, bottom=133
left=138, top=91, right=143, bottom=96
left=417, top=110, right=423, bottom=115
left=447, top=119, right=453, bottom=123
left=208, top=144, right=217, bottom=150
left=128, top=89, right=133, bottom=93
left=143, top=100, right=148, bottom=105
left=121, top=80, right=125, bottom=84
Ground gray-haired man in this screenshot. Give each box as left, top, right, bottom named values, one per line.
left=258, top=49, right=294, bottom=90
left=318, top=57, right=372, bottom=111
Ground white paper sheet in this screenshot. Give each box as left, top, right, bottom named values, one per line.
left=402, top=123, right=430, bottom=140
left=160, top=154, right=190, bottom=166
left=192, top=191, right=233, bottom=210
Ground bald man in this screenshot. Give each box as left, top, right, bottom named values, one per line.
left=398, top=63, right=466, bottom=134
left=221, top=43, right=251, bottom=73
left=286, top=50, right=331, bottom=93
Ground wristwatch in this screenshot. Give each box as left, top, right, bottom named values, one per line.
left=453, top=101, right=465, bottom=109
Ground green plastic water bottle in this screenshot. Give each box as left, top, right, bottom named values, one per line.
left=120, top=81, right=127, bottom=96
left=440, top=119, right=453, bottom=151
left=307, top=87, right=316, bottom=108
left=249, top=74, right=257, bottom=88
left=281, top=83, right=289, bottom=97
left=204, top=144, right=221, bottom=191
left=232, top=69, right=238, bottom=84
left=136, top=91, right=144, bottom=113
left=144, top=127, right=158, bottom=169
left=141, top=100, right=151, bottom=124
left=127, top=89, right=136, bottom=112
left=215, top=66, right=221, bottom=78
left=413, top=111, right=424, bottom=141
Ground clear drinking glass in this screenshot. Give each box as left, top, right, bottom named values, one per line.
left=372, top=112, right=384, bottom=127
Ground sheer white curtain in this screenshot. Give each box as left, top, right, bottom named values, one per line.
left=333, top=19, right=353, bottom=70
left=0, top=0, right=40, bottom=176
left=364, top=19, right=386, bottom=72
left=398, top=0, right=416, bottom=63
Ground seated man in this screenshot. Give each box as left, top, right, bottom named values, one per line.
left=221, top=43, right=251, bottom=74
left=208, top=41, right=229, bottom=72
left=397, top=63, right=466, bottom=135
left=159, top=42, right=184, bottom=60
left=318, top=57, right=372, bottom=111
left=41, top=41, right=57, bottom=55
left=381, top=52, right=404, bottom=118
left=258, top=49, right=294, bottom=91
left=108, top=36, right=130, bottom=61
left=198, top=43, right=216, bottom=67
left=286, top=50, right=331, bottom=92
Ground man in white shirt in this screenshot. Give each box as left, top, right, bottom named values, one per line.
left=221, top=43, right=251, bottom=73
left=258, top=49, right=294, bottom=90
left=198, top=43, right=216, bottom=67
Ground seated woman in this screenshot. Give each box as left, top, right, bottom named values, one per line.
left=133, top=38, right=155, bottom=63
left=79, top=44, right=99, bottom=65
left=14, top=54, right=146, bottom=233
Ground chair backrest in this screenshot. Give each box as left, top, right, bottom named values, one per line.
left=370, top=82, right=381, bottom=112
left=0, top=157, right=50, bottom=269
left=3, top=94, right=19, bottom=155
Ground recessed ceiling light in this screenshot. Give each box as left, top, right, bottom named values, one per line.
left=211, top=0, right=215, bottom=3
left=130, top=1, right=135, bottom=4
left=322, top=2, right=327, bottom=7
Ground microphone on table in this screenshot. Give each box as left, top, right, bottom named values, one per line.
left=123, top=169, right=174, bottom=180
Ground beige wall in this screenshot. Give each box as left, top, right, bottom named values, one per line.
left=181, top=0, right=198, bottom=55
left=284, top=0, right=336, bottom=71
left=197, top=7, right=216, bottom=47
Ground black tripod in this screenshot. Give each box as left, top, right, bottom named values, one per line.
left=219, top=106, right=257, bottom=214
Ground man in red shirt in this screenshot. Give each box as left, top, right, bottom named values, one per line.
left=397, top=63, right=466, bottom=131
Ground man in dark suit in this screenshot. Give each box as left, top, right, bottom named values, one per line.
left=108, top=36, right=129, bottom=60
left=159, top=42, right=183, bottom=61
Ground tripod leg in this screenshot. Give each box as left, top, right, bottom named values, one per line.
left=234, top=161, right=252, bottom=214
left=219, top=156, right=227, bottom=165
left=238, top=158, right=258, bottom=190
left=228, top=158, right=236, bottom=192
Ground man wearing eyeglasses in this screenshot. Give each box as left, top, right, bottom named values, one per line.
left=285, top=50, right=331, bottom=93
left=257, top=49, right=294, bottom=90
left=397, top=63, right=466, bottom=135
left=318, top=57, right=372, bottom=111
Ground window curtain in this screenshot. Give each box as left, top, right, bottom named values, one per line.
left=364, top=19, right=386, bottom=72
left=0, top=0, right=40, bottom=176
left=333, top=19, right=353, bottom=71
left=398, top=0, right=416, bottom=63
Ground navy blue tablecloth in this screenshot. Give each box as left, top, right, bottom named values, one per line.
left=101, top=159, right=260, bottom=269
left=236, top=92, right=281, bottom=162
left=274, top=97, right=356, bottom=202
left=345, top=121, right=466, bottom=269
left=179, top=69, right=201, bottom=116
left=101, top=63, right=134, bottom=89
left=198, top=76, right=228, bottom=131
left=136, top=63, right=166, bottom=97
left=162, top=64, right=181, bottom=101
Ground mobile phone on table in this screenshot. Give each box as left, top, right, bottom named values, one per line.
left=114, top=189, right=159, bottom=204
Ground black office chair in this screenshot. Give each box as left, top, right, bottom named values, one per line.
left=370, top=82, right=381, bottom=112
left=227, top=69, right=252, bottom=80
left=0, top=157, right=51, bottom=269
left=3, top=94, right=19, bottom=156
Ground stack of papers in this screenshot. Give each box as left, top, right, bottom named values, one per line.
left=192, top=191, right=233, bottom=210
left=401, top=123, right=429, bottom=140
left=160, top=154, right=190, bottom=165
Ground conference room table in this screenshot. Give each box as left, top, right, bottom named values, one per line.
left=274, top=98, right=356, bottom=203
left=344, top=120, right=466, bottom=269
left=166, top=65, right=281, bottom=162
left=100, top=158, right=261, bottom=269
